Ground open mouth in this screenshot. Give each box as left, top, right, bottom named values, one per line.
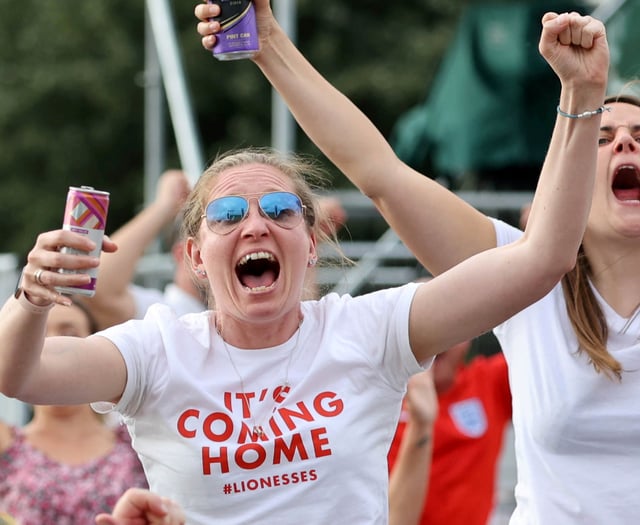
left=612, top=164, right=640, bottom=202
left=235, top=251, right=280, bottom=291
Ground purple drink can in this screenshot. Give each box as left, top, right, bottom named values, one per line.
left=55, top=186, right=110, bottom=297
left=209, top=0, right=260, bottom=61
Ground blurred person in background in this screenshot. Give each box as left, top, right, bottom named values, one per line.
left=81, top=169, right=204, bottom=330
left=0, top=300, right=147, bottom=525
left=388, top=368, right=438, bottom=525
left=388, top=337, right=511, bottom=525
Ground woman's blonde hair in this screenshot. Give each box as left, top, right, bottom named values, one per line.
left=561, top=248, right=621, bottom=380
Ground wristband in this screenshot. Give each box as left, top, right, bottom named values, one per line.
left=557, top=105, right=611, bottom=119
left=13, top=270, right=54, bottom=314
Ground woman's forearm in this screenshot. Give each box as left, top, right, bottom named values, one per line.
left=0, top=292, right=50, bottom=398
left=388, top=418, right=433, bottom=525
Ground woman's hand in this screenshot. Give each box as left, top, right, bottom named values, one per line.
left=95, top=488, right=185, bottom=525
left=405, top=368, right=438, bottom=429
left=194, top=0, right=275, bottom=56
left=19, top=229, right=117, bottom=307
left=539, top=12, right=609, bottom=90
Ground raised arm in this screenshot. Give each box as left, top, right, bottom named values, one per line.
left=388, top=369, right=437, bottom=525
left=0, top=230, right=126, bottom=406
left=405, top=13, right=609, bottom=361
left=195, top=1, right=495, bottom=276
left=84, top=170, right=191, bottom=329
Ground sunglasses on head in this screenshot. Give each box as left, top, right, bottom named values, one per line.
left=202, top=191, right=306, bottom=235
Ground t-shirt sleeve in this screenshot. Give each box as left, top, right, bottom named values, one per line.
left=92, top=305, right=182, bottom=417
left=322, top=283, right=424, bottom=392
left=491, top=217, right=523, bottom=248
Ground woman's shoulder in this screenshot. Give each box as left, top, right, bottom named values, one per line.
left=301, top=283, right=419, bottom=331
left=98, top=303, right=211, bottom=343
left=310, top=283, right=419, bottom=305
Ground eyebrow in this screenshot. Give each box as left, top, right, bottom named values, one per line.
left=600, top=124, right=640, bottom=133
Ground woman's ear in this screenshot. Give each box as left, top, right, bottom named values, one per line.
left=307, top=232, right=318, bottom=267
left=185, top=237, right=204, bottom=274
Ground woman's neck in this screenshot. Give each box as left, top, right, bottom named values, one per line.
left=583, top=238, right=640, bottom=317
left=214, top=309, right=303, bottom=348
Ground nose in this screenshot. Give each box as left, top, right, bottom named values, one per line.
left=613, top=128, right=638, bottom=154
left=239, top=200, right=269, bottom=238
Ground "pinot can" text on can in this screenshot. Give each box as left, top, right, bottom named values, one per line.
left=55, top=186, right=110, bottom=297
left=209, top=0, right=260, bottom=61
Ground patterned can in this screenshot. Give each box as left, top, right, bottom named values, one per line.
left=55, top=186, right=110, bottom=297
left=209, top=0, right=260, bottom=61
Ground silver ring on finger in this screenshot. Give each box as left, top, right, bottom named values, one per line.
left=34, top=269, right=45, bottom=286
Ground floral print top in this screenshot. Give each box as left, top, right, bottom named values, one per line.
left=0, top=424, right=147, bottom=525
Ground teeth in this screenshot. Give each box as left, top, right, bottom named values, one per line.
left=238, top=252, right=275, bottom=265
left=246, top=284, right=274, bottom=292
left=617, top=164, right=640, bottom=176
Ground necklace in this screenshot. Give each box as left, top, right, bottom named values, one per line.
left=216, top=317, right=302, bottom=438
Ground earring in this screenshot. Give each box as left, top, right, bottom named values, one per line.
left=308, top=256, right=318, bottom=267
left=196, top=268, right=207, bottom=277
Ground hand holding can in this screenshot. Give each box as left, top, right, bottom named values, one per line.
left=208, top=0, right=259, bottom=60
left=55, top=186, right=109, bottom=297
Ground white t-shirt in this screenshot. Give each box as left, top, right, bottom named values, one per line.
left=95, top=283, right=422, bottom=525
left=493, top=219, right=640, bottom=525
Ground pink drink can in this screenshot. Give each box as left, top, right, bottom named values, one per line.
left=55, top=186, right=110, bottom=297
left=209, top=0, right=260, bottom=61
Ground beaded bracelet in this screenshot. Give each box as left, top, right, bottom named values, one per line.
left=557, top=105, right=611, bottom=119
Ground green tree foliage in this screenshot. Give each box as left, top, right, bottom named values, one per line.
left=0, top=0, right=145, bottom=258
left=0, top=0, right=571, bottom=258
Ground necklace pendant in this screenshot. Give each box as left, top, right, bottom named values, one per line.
left=253, top=425, right=264, bottom=438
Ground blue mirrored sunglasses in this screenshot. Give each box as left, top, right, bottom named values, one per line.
left=202, top=191, right=306, bottom=235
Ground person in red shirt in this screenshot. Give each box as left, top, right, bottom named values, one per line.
left=388, top=368, right=438, bottom=525
left=388, top=340, right=512, bottom=525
